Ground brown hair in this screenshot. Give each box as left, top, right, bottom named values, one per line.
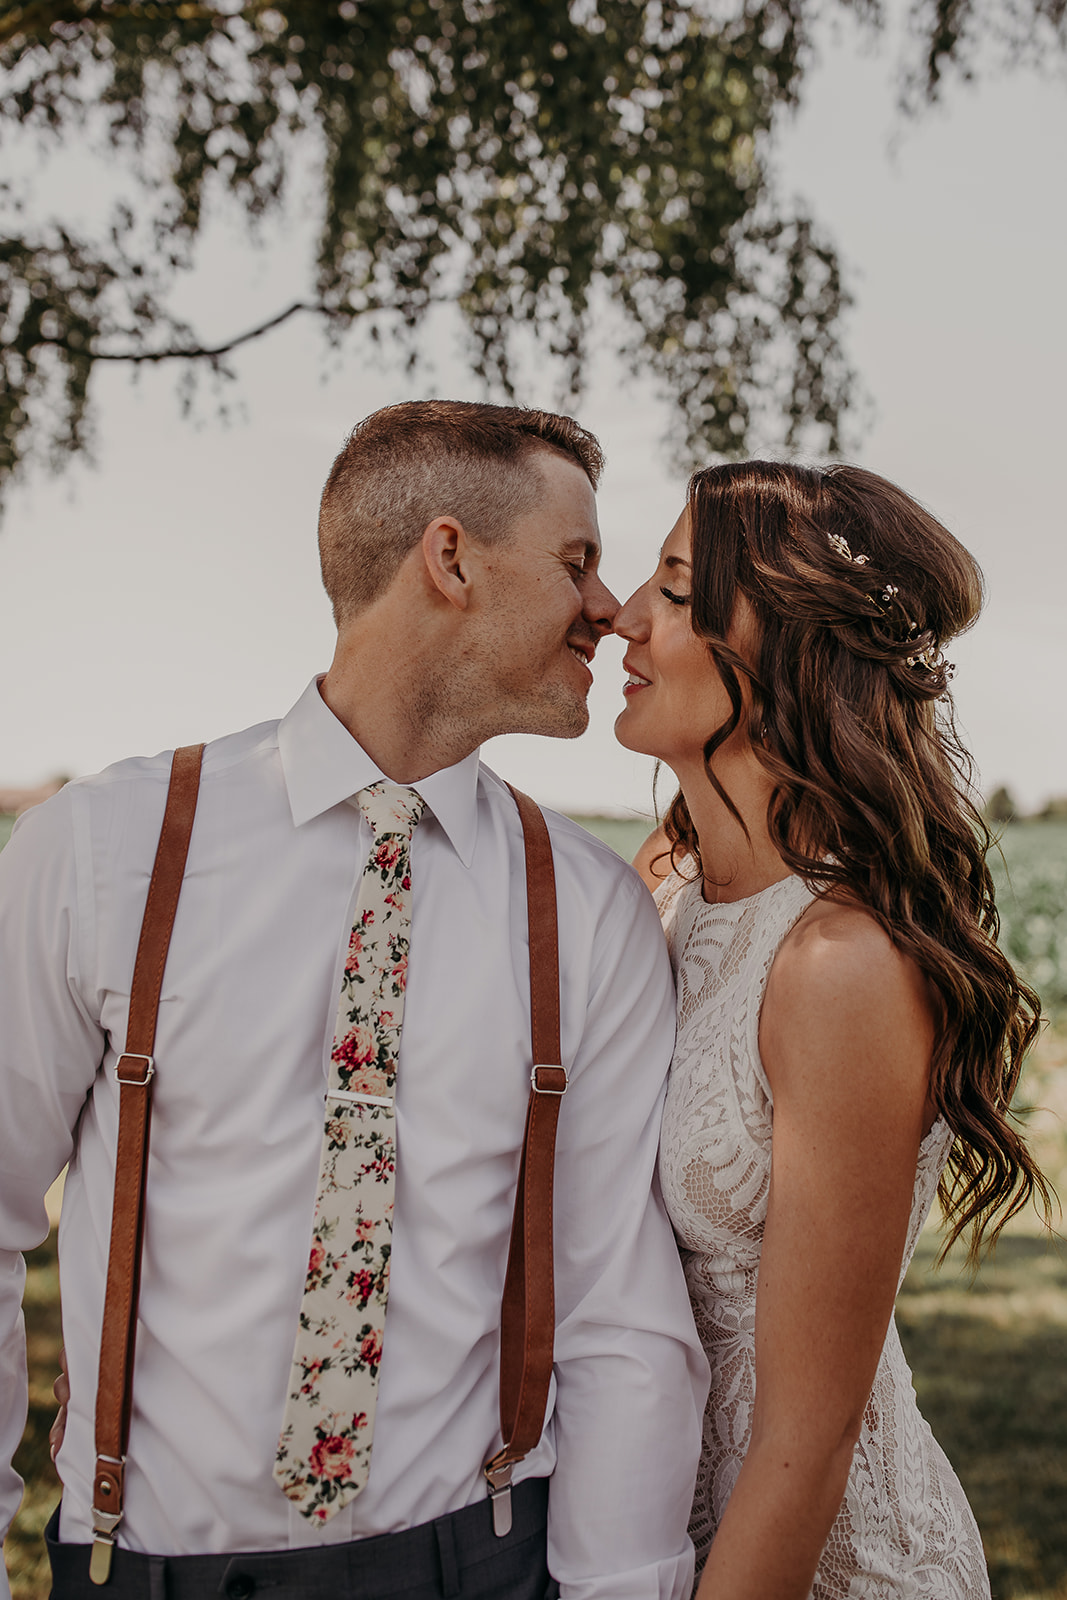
left=664, top=459, right=1052, bottom=1261
left=318, top=400, right=605, bottom=624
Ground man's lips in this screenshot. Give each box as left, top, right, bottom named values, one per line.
left=567, top=640, right=595, bottom=669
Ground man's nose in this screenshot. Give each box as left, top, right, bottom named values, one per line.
left=583, top=572, right=619, bottom=635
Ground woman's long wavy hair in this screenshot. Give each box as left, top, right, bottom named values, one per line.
left=663, top=459, right=1052, bottom=1262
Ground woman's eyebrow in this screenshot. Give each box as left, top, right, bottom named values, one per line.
left=664, top=555, right=691, bottom=570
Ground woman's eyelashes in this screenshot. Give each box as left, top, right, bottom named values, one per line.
left=660, top=585, right=691, bottom=607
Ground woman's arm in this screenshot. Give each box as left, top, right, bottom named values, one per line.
left=696, top=901, right=936, bottom=1600
left=632, top=824, right=671, bottom=892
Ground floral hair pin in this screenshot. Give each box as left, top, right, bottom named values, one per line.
left=907, top=644, right=956, bottom=680
left=827, top=532, right=869, bottom=566
left=827, top=537, right=956, bottom=685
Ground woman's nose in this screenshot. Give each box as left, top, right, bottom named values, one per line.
left=612, top=586, right=649, bottom=642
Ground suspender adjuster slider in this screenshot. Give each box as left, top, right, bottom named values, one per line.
left=531, top=1065, right=567, bottom=1095
left=115, top=1053, right=155, bottom=1086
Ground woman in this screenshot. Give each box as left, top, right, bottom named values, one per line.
left=614, top=461, right=1050, bottom=1599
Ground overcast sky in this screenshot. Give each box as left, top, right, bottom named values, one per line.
left=1, top=14, right=1064, bottom=816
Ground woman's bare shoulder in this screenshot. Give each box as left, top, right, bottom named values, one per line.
left=764, top=894, right=936, bottom=1076
left=778, top=894, right=910, bottom=981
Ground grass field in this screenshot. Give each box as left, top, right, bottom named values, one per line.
left=574, top=814, right=1067, bottom=1041
left=3, top=814, right=1066, bottom=1596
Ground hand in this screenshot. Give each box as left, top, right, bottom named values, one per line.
left=49, top=1346, right=70, bottom=1463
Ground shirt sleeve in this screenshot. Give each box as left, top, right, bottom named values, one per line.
left=0, top=789, right=106, bottom=1591
left=546, top=863, right=708, bottom=1600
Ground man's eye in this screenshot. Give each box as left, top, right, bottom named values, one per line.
left=570, top=561, right=587, bottom=577
left=660, top=586, right=691, bottom=607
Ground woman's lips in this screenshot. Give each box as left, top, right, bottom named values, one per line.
left=623, top=668, right=651, bottom=696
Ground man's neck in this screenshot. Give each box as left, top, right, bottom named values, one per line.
left=318, top=671, right=478, bottom=783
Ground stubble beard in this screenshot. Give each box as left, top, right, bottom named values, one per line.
left=503, top=687, right=589, bottom=741
left=412, top=658, right=589, bottom=750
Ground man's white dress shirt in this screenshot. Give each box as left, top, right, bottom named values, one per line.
left=0, top=678, right=707, bottom=1599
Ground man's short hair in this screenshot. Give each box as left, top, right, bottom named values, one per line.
left=318, top=400, right=605, bottom=624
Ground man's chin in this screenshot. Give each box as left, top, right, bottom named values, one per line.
left=497, top=695, right=590, bottom=742
left=530, top=705, right=590, bottom=741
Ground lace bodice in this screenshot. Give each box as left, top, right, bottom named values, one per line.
left=656, top=869, right=990, bottom=1598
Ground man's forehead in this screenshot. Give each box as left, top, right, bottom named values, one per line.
left=511, top=451, right=601, bottom=549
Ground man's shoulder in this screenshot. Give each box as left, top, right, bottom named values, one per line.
left=477, top=766, right=652, bottom=912
left=9, top=717, right=282, bottom=861
left=75, top=718, right=280, bottom=807
left=540, top=807, right=642, bottom=883
left=84, top=717, right=281, bottom=794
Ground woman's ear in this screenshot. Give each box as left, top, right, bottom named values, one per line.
left=421, top=515, right=475, bottom=611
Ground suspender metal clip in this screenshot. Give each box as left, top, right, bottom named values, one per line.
left=89, top=1508, right=122, bottom=1585
left=484, top=1459, right=514, bottom=1538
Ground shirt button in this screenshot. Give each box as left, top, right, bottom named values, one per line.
left=225, top=1577, right=255, bottom=1599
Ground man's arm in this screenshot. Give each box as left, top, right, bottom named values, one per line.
left=547, top=864, right=707, bottom=1600
left=0, top=789, right=105, bottom=1597
left=630, top=825, right=671, bottom=893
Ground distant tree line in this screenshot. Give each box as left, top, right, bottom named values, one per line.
left=986, top=786, right=1067, bottom=825
left=5, top=780, right=1067, bottom=828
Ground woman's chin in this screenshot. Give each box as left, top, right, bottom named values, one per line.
left=613, top=706, right=659, bottom=758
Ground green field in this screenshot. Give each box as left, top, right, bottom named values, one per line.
left=987, top=822, right=1067, bottom=1022
left=574, top=815, right=1067, bottom=1030
left=3, top=813, right=1067, bottom=1597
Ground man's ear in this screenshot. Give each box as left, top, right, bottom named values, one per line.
left=421, top=515, right=477, bottom=611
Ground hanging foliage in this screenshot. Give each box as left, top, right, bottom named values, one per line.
left=0, top=0, right=1060, bottom=506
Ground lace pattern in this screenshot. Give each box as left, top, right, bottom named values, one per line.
left=656, top=869, right=991, bottom=1598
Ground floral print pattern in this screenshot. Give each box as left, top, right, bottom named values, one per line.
left=274, top=781, right=425, bottom=1522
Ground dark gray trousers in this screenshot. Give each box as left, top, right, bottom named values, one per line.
left=45, top=1480, right=558, bottom=1600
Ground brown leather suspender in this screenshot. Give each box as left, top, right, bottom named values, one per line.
left=90, top=743, right=205, bottom=1584
left=89, top=753, right=562, bottom=1580
left=484, top=785, right=566, bottom=1536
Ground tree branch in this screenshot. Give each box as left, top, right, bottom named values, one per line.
left=0, top=2, right=224, bottom=49
left=55, top=299, right=338, bottom=364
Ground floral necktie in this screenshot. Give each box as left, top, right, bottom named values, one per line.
left=273, top=780, right=425, bottom=1522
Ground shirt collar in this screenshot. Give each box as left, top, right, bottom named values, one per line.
left=277, top=677, right=481, bottom=867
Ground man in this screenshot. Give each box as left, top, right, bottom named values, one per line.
left=0, top=401, right=707, bottom=1600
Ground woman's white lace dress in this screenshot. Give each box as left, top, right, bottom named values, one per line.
left=655, top=868, right=990, bottom=1598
